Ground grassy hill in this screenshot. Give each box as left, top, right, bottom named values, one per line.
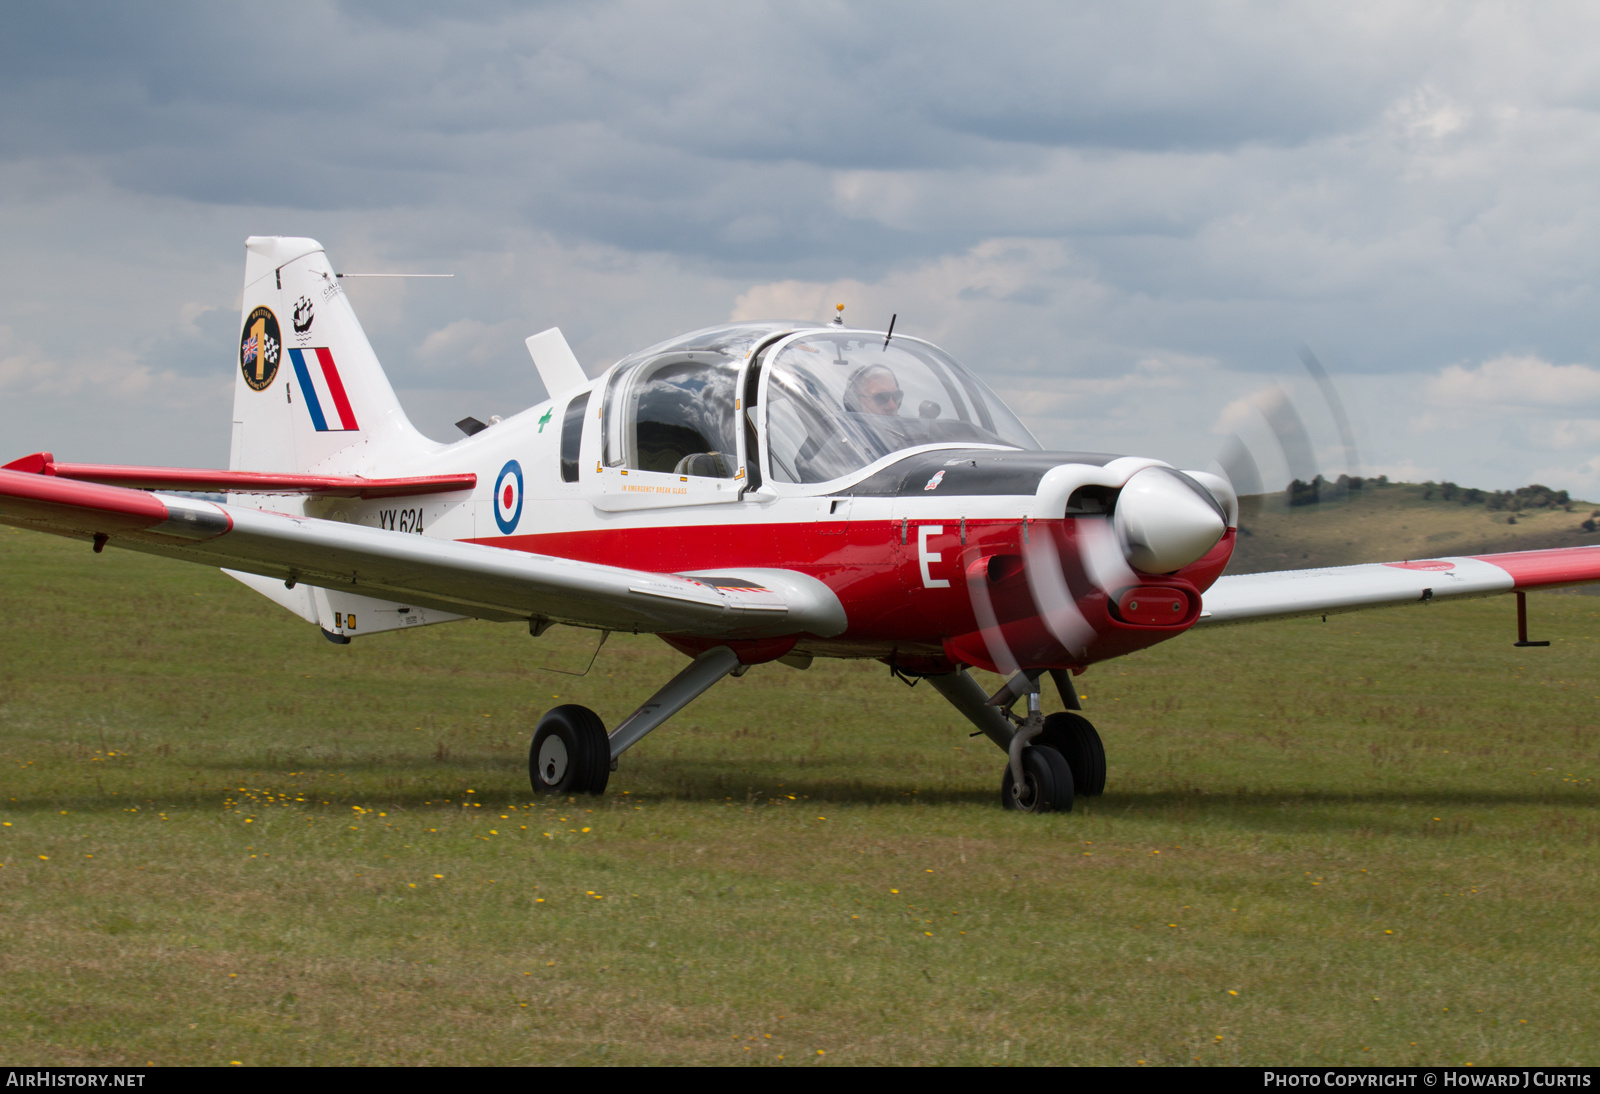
left=1226, top=479, right=1600, bottom=575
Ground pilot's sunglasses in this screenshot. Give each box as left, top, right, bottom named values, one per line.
left=870, top=390, right=904, bottom=407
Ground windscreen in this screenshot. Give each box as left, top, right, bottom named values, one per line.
left=763, top=333, right=1039, bottom=484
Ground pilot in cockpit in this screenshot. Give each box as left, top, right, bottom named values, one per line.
left=844, top=364, right=904, bottom=416
left=845, top=363, right=940, bottom=420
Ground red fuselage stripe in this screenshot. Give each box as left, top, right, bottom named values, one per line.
left=465, top=520, right=1234, bottom=669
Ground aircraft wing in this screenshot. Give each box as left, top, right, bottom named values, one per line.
left=0, top=468, right=846, bottom=639
left=1198, top=547, right=1600, bottom=626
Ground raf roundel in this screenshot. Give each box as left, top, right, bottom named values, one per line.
left=493, top=460, right=524, bottom=535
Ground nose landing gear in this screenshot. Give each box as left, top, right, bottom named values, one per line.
left=926, top=665, right=1105, bottom=811
left=1002, top=742, right=1074, bottom=812
left=1037, top=711, right=1106, bottom=797
left=1002, top=688, right=1074, bottom=812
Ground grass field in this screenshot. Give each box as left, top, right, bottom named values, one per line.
left=2, top=526, right=1598, bottom=1066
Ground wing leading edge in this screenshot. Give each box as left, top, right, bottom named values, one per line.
left=1199, top=547, right=1600, bottom=626
left=0, top=468, right=846, bottom=640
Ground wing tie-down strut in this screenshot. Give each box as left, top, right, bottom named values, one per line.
left=1514, top=591, right=1550, bottom=648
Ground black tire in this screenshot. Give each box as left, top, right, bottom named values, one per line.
left=529, top=704, right=610, bottom=796
left=1038, top=712, right=1106, bottom=796
left=1000, top=744, right=1074, bottom=813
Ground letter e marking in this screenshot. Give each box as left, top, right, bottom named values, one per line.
left=918, top=525, right=950, bottom=589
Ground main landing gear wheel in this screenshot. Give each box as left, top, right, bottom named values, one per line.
left=1001, top=744, right=1074, bottom=813
left=1038, top=712, right=1106, bottom=797
left=529, top=704, right=610, bottom=796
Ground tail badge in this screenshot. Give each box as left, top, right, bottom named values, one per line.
left=240, top=306, right=281, bottom=391
left=292, top=296, right=314, bottom=336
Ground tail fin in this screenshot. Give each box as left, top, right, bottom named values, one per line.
left=230, top=236, right=430, bottom=474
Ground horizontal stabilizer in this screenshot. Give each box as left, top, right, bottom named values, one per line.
left=2, top=453, right=474, bottom=499
left=224, top=569, right=465, bottom=637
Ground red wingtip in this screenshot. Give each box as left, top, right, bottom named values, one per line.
left=1471, top=545, right=1600, bottom=590
left=2, top=452, right=54, bottom=475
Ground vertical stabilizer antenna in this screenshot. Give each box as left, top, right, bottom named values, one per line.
left=883, top=314, right=897, bottom=349
left=335, top=273, right=454, bottom=279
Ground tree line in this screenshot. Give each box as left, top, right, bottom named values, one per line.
left=1279, top=474, right=1598, bottom=530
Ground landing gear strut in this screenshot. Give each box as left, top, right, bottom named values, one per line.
left=927, top=665, right=1106, bottom=811
left=1001, top=688, right=1074, bottom=813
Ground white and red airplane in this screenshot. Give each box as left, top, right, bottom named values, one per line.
left=3, top=236, right=1596, bottom=812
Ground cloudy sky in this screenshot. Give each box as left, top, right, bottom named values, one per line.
left=4, top=2, right=1600, bottom=494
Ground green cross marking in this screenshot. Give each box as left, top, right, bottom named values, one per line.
left=537, top=408, right=553, bottom=433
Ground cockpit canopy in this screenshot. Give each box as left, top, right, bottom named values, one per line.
left=602, top=351, right=741, bottom=477
left=598, top=323, right=1039, bottom=489
left=761, top=332, right=1039, bottom=484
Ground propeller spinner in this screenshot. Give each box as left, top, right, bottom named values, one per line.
left=1113, top=466, right=1229, bottom=574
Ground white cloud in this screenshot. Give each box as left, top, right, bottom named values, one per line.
left=1212, top=389, right=1277, bottom=436
left=730, top=280, right=863, bottom=326
left=1530, top=455, right=1600, bottom=497
left=1539, top=419, right=1600, bottom=451
left=1424, top=355, right=1600, bottom=409
left=0, top=324, right=172, bottom=399
left=417, top=317, right=525, bottom=371
left=1388, top=85, right=1472, bottom=143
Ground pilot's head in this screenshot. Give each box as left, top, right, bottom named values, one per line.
left=844, top=364, right=903, bottom=416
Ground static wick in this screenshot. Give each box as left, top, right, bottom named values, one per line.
left=334, top=273, right=454, bottom=279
